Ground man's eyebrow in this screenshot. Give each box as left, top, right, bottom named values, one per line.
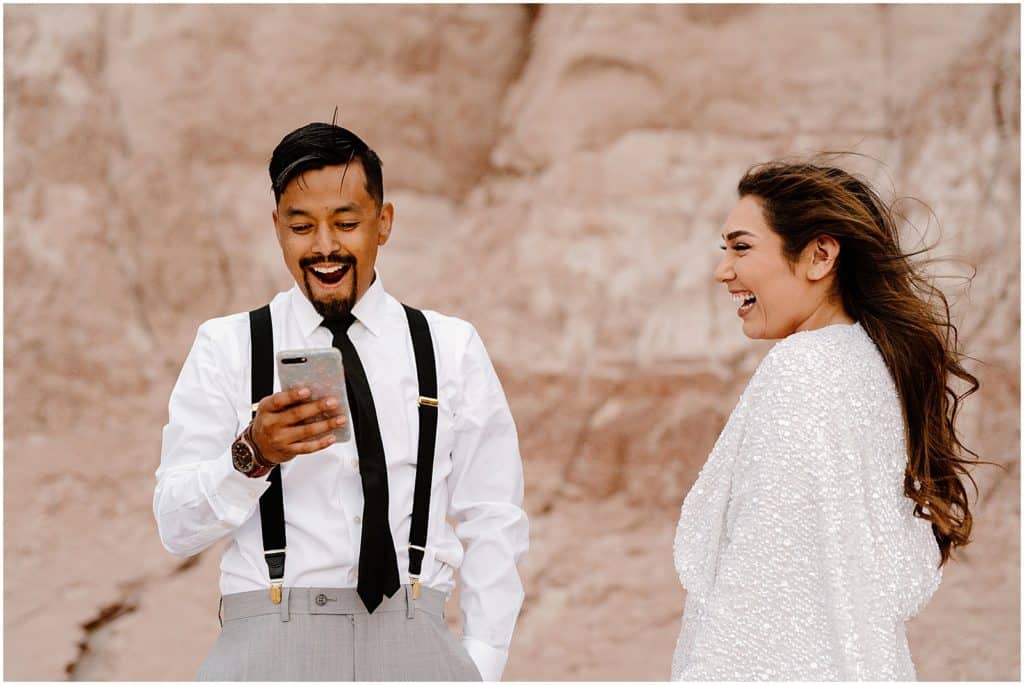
left=283, top=203, right=362, bottom=218
left=722, top=229, right=755, bottom=241
left=329, top=203, right=361, bottom=214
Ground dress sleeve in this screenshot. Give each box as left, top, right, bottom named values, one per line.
left=676, top=343, right=922, bottom=680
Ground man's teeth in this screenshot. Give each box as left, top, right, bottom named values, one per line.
left=312, top=264, right=346, bottom=274
left=731, top=292, right=756, bottom=305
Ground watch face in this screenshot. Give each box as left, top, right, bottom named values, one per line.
left=232, top=439, right=254, bottom=472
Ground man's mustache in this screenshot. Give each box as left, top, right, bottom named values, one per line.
left=299, top=254, right=357, bottom=269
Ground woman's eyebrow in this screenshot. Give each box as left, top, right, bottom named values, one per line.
left=722, top=229, right=755, bottom=241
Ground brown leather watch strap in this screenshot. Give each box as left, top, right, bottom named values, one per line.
left=244, top=423, right=274, bottom=470
left=237, top=422, right=272, bottom=479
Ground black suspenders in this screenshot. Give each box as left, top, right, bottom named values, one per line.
left=249, top=306, right=287, bottom=602
left=402, top=304, right=438, bottom=599
left=247, top=304, right=439, bottom=603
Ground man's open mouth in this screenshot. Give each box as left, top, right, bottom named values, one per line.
left=308, top=263, right=351, bottom=286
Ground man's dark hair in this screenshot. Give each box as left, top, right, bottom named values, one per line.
left=269, top=122, right=384, bottom=206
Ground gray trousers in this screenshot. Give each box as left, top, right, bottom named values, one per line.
left=196, top=585, right=482, bottom=681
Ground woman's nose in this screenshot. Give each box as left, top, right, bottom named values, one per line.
left=714, top=254, right=734, bottom=283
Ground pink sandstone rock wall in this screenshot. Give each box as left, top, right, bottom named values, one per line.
left=4, top=4, right=1019, bottom=680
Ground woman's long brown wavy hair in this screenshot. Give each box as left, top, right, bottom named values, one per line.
left=737, top=159, right=980, bottom=566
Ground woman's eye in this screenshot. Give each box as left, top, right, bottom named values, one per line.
left=732, top=243, right=750, bottom=252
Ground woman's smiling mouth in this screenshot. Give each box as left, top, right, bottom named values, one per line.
left=730, top=290, right=757, bottom=317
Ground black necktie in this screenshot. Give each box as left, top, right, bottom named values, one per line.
left=323, top=313, right=400, bottom=613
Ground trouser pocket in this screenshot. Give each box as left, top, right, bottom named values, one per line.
left=424, top=613, right=483, bottom=681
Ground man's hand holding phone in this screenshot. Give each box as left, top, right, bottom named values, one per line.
left=251, top=387, right=348, bottom=465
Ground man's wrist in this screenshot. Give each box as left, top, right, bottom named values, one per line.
left=231, top=422, right=273, bottom=478
left=244, top=424, right=274, bottom=469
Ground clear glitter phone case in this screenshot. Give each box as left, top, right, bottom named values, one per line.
left=276, top=348, right=352, bottom=444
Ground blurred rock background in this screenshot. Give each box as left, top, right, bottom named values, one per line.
left=3, top=4, right=1019, bottom=680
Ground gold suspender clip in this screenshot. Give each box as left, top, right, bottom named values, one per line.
left=417, top=396, right=439, bottom=408
left=408, top=543, right=427, bottom=600
left=265, top=547, right=286, bottom=604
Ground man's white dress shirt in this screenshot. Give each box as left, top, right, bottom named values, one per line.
left=154, top=274, right=529, bottom=680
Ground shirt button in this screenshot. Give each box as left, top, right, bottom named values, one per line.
left=350, top=458, right=359, bottom=471
left=353, top=515, right=361, bottom=525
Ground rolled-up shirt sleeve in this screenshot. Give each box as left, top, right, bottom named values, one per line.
left=448, top=326, right=529, bottom=681
left=154, top=319, right=271, bottom=557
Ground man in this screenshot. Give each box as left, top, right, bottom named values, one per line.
left=154, top=122, right=528, bottom=681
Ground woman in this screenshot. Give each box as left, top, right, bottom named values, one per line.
left=671, top=161, right=979, bottom=680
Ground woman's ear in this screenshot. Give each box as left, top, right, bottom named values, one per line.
left=806, top=235, right=840, bottom=282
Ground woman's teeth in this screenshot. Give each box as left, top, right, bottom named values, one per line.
left=732, top=291, right=756, bottom=317
left=731, top=292, right=756, bottom=305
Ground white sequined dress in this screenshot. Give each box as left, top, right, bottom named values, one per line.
left=672, top=322, right=941, bottom=680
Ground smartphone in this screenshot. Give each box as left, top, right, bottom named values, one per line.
left=276, top=348, right=352, bottom=444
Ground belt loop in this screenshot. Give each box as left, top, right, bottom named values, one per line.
left=279, top=587, right=291, bottom=622
left=405, top=584, right=415, bottom=619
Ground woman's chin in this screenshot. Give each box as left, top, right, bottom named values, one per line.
left=740, top=319, right=785, bottom=341
left=740, top=319, right=763, bottom=340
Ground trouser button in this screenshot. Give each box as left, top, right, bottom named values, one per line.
left=315, top=593, right=328, bottom=606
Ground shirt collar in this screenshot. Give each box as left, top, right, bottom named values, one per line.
left=350, top=271, right=386, bottom=337
left=288, top=269, right=387, bottom=339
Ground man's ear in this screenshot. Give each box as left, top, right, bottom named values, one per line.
left=272, top=210, right=283, bottom=246
left=806, top=235, right=840, bottom=282
left=377, top=202, right=394, bottom=246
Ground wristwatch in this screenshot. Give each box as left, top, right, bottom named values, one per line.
left=231, top=423, right=273, bottom=478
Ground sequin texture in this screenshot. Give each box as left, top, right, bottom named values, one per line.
left=672, top=323, right=941, bottom=680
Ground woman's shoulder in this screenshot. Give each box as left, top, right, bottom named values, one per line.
left=746, top=322, right=892, bottom=417
left=756, top=322, right=879, bottom=381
